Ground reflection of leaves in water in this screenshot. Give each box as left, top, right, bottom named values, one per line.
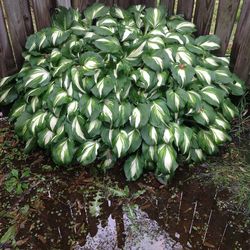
left=89, top=191, right=102, bottom=217
left=123, top=206, right=182, bottom=250
left=124, top=204, right=138, bottom=221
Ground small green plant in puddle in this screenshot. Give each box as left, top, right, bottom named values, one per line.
left=5, top=168, right=30, bottom=195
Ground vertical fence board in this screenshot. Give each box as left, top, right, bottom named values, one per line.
left=32, top=0, right=56, bottom=30
left=231, top=0, right=250, bottom=84
left=194, top=0, right=215, bottom=36
left=214, top=0, right=240, bottom=56
left=99, top=0, right=113, bottom=6
left=72, top=0, right=87, bottom=12
left=20, top=0, right=34, bottom=36
left=177, top=0, right=194, bottom=21
left=145, top=0, right=156, bottom=7
left=130, top=0, right=144, bottom=5
left=72, top=0, right=97, bottom=12
left=3, top=0, right=31, bottom=68
left=56, top=0, right=72, bottom=8
left=162, top=0, right=175, bottom=16
left=0, top=5, right=16, bottom=77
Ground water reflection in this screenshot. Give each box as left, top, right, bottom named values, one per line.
left=75, top=205, right=183, bottom=250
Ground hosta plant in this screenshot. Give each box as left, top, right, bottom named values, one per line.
left=0, top=3, right=245, bottom=183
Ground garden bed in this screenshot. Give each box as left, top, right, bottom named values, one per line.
left=0, top=119, right=249, bottom=249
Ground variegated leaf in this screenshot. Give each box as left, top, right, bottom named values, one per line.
left=198, top=130, right=218, bottom=155
left=52, top=138, right=74, bottom=165
left=76, top=141, right=100, bottom=165
left=157, top=144, right=178, bottom=175
left=129, top=103, right=150, bottom=128
left=171, top=63, right=195, bottom=86
left=113, top=130, right=130, bottom=158
left=124, top=154, right=144, bottom=181
left=141, top=124, right=159, bottom=146
left=150, top=99, right=170, bottom=127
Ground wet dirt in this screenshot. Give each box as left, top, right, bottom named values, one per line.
left=0, top=119, right=249, bottom=250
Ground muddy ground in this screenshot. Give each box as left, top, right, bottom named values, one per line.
left=0, top=118, right=249, bottom=250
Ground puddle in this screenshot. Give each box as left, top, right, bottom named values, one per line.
left=0, top=120, right=250, bottom=249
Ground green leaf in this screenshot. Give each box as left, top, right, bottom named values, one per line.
left=142, top=51, right=167, bottom=71
left=94, top=36, right=121, bottom=53
left=85, top=119, right=102, bottom=138
left=112, top=130, right=130, bottom=158
left=176, top=47, right=195, bottom=65
left=49, top=28, right=71, bottom=46
left=91, top=75, right=114, bottom=98
left=166, top=89, right=186, bottom=112
left=101, top=128, right=118, bottom=147
left=142, top=143, right=158, bottom=162
left=24, top=137, right=37, bottom=153
left=222, top=99, right=239, bottom=121
left=72, top=115, right=86, bottom=142
left=9, top=99, right=27, bottom=121
left=124, top=154, right=144, bottom=181
left=129, top=103, right=151, bottom=128
left=198, top=130, right=218, bottom=155
left=195, top=66, right=214, bottom=85
left=114, top=102, right=132, bottom=127
left=125, top=41, right=146, bottom=62
left=0, top=86, right=18, bottom=105
left=193, top=102, right=216, bottom=126
left=29, top=110, right=47, bottom=135
left=180, top=127, right=193, bottom=154
left=24, top=67, right=51, bottom=89
left=144, top=8, right=166, bottom=29
left=38, top=128, right=54, bottom=148
left=157, top=144, right=178, bottom=175
left=201, top=86, right=225, bottom=107
left=215, top=68, right=233, bottom=84
left=127, top=129, right=142, bottom=153
left=228, top=75, right=245, bottom=96
left=171, top=123, right=184, bottom=149
left=135, top=68, right=156, bottom=89
left=188, top=148, right=205, bottom=162
left=146, top=36, right=165, bottom=50
left=209, top=126, right=231, bottom=144
left=79, top=94, right=102, bottom=120
left=0, top=75, right=16, bottom=88
left=53, top=58, right=73, bottom=77
left=171, top=63, right=195, bottom=86
left=141, top=124, right=159, bottom=146
left=52, top=138, right=74, bottom=165
left=100, top=99, right=119, bottom=124
left=172, top=20, right=196, bottom=34
left=149, top=99, right=170, bottom=127
left=76, top=141, right=100, bottom=165
left=195, top=35, right=220, bottom=51
left=84, top=3, right=109, bottom=21
left=214, top=113, right=230, bottom=130
left=80, top=52, right=103, bottom=73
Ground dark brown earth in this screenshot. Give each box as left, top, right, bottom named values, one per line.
left=0, top=118, right=249, bottom=250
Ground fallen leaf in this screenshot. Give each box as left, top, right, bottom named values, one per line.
left=203, top=242, right=215, bottom=248
left=37, top=234, right=46, bottom=244
left=16, top=237, right=29, bottom=246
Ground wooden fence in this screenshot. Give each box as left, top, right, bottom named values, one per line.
left=0, top=0, right=250, bottom=86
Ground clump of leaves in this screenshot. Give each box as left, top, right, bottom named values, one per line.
left=0, top=4, right=246, bottom=183
left=4, top=168, right=30, bottom=195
